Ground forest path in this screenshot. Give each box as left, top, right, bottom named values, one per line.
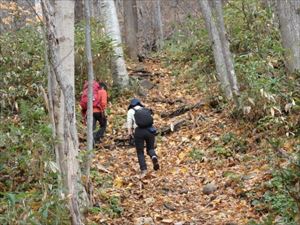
left=87, top=60, right=266, bottom=225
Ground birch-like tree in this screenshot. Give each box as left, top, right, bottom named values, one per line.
left=154, top=0, right=164, bottom=50
left=101, top=0, right=129, bottom=88
left=123, top=0, right=138, bottom=60
left=41, top=1, right=88, bottom=224
left=213, top=0, right=239, bottom=104
left=34, top=0, right=42, bottom=19
left=276, top=0, right=300, bottom=73
left=75, top=0, right=84, bottom=23
left=199, top=0, right=239, bottom=104
left=83, top=0, right=94, bottom=183
left=199, top=0, right=232, bottom=98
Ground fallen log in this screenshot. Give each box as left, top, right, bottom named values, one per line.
left=113, top=137, right=135, bottom=147
left=130, top=71, right=152, bottom=77
left=150, top=97, right=184, bottom=105
left=129, top=68, right=164, bottom=78
left=157, top=119, right=189, bottom=136
left=160, top=101, right=205, bottom=118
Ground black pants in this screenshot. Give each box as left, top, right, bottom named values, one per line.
left=134, top=127, right=157, bottom=171
left=93, top=112, right=107, bottom=143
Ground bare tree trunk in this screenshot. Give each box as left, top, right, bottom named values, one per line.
left=83, top=0, right=95, bottom=180
left=136, top=1, right=148, bottom=54
left=75, top=0, right=84, bottom=23
left=94, top=0, right=101, bottom=21
left=154, top=0, right=164, bottom=49
left=276, top=0, right=300, bottom=73
left=170, top=0, right=179, bottom=33
left=199, top=0, right=232, bottom=99
left=89, top=0, right=94, bottom=18
left=35, top=0, right=42, bottom=19
left=41, top=1, right=88, bottom=224
left=123, top=0, right=138, bottom=60
left=100, top=0, right=129, bottom=88
left=213, top=0, right=240, bottom=106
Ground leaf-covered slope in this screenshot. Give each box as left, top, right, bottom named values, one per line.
left=85, top=61, right=275, bottom=225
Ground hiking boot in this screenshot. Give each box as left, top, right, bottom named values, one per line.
left=152, top=156, right=159, bottom=171
left=140, top=170, right=147, bottom=179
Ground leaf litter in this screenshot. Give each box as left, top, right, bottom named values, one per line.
left=86, top=61, right=273, bottom=225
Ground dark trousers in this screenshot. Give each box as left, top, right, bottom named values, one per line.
left=134, top=127, right=157, bottom=171
left=93, top=112, right=107, bottom=143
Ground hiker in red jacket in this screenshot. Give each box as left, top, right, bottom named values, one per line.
left=93, top=82, right=107, bottom=144
left=80, top=81, right=108, bottom=144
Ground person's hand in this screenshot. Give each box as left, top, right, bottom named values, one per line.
left=149, top=108, right=154, bottom=115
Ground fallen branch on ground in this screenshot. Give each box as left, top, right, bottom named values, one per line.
left=129, top=68, right=164, bottom=78
left=157, top=119, right=189, bottom=136
left=150, top=97, right=184, bottom=105
left=160, top=101, right=205, bottom=118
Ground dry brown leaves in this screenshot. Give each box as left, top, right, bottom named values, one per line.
left=86, top=61, right=268, bottom=225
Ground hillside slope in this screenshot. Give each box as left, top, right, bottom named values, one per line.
left=86, top=61, right=271, bottom=225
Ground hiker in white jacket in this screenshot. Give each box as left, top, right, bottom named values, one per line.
left=127, top=98, right=159, bottom=178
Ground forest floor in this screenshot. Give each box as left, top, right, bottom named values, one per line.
left=85, top=60, right=273, bottom=225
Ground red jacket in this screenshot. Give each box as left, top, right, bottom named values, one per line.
left=93, top=88, right=107, bottom=113
left=81, top=87, right=107, bottom=124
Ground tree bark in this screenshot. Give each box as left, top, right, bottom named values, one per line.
left=35, top=0, right=42, bottom=19
left=261, top=0, right=275, bottom=9
left=213, top=0, right=240, bottom=105
left=83, top=0, right=95, bottom=180
left=41, top=1, right=88, bottom=224
left=123, top=0, right=138, bottom=60
left=94, top=0, right=101, bottom=21
left=154, top=0, right=164, bottom=50
left=276, top=0, right=300, bottom=73
left=199, top=0, right=232, bottom=99
left=89, top=0, right=94, bottom=18
left=100, top=0, right=129, bottom=88
left=75, top=0, right=84, bottom=23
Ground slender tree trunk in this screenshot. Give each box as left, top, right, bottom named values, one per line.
left=213, top=0, right=240, bottom=106
left=276, top=0, right=300, bottom=73
left=75, top=0, right=84, bottom=23
left=199, top=0, right=232, bottom=99
left=35, top=0, right=42, bottom=19
left=41, top=1, right=88, bottom=224
left=136, top=1, right=147, bottom=54
left=83, top=0, right=94, bottom=180
left=100, top=0, right=129, bottom=88
left=89, top=0, right=94, bottom=18
left=94, top=0, right=101, bottom=21
left=123, top=0, right=138, bottom=60
left=171, top=0, right=178, bottom=32
left=154, top=0, right=164, bottom=50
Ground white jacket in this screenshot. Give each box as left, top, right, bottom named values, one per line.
left=127, top=105, right=142, bottom=130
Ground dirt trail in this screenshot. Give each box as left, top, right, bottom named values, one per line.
left=88, top=61, right=265, bottom=225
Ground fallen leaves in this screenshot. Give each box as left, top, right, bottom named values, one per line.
left=87, top=61, right=267, bottom=224
left=113, top=176, right=123, bottom=188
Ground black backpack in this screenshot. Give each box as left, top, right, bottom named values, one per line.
left=134, top=108, right=153, bottom=128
